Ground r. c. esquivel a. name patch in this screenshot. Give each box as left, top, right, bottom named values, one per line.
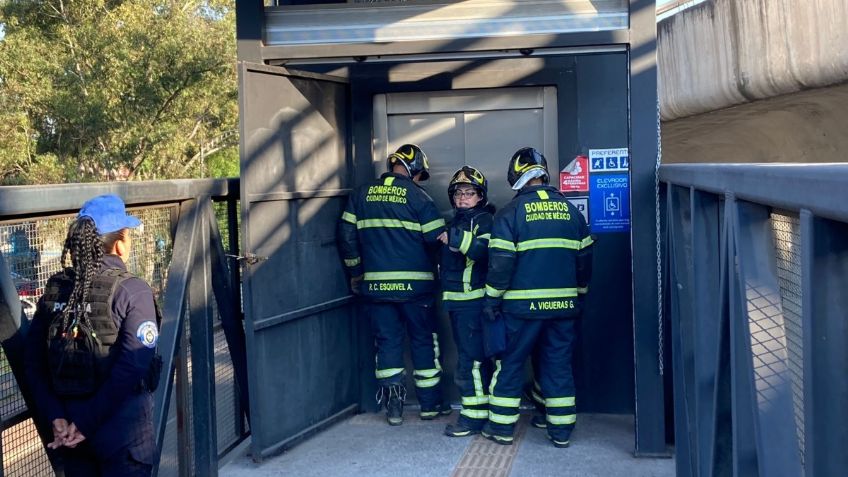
left=136, top=321, right=158, bottom=349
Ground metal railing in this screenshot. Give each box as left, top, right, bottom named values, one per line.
left=661, top=163, right=848, bottom=477
left=0, top=179, right=248, bottom=477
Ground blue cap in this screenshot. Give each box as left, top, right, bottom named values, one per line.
left=78, top=194, right=142, bottom=234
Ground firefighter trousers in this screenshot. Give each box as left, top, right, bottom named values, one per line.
left=486, top=315, right=577, bottom=442
left=369, top=299, right=444, bottom=410
left=450, top=308, right=492, bottom=430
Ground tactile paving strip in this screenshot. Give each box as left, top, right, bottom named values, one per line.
left=451, top=417, right=528, bottom=477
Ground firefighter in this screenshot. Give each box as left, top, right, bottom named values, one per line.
left=338, top=144, right=451, bottom=425
left=24, top=194, right=160, bottom=476
left=481, top=147, right=593, bottom=448
left=438, top=166, right=496, bottom=437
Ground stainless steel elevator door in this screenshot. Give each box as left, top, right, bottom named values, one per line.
left=374, top=87, right=558, bottom=214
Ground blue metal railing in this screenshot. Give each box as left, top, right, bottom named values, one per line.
left=661, top=163, right=848, bottom=477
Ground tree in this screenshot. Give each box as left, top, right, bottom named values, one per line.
left=0, top=0, right=238, bottom=184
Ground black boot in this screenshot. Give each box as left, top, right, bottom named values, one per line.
left=420, top=403, right=452, bottom=420
left=378, top=384, right=406, bottom=426
left=444, top=422, right=481, bottom=437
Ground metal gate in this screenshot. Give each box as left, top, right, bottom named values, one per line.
left=238, top=63, right=359, bottom=460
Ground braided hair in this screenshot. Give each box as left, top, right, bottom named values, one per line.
left=59, top=217, right=125, bottom=328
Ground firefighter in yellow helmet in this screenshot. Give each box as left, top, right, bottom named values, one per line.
left=338, top=144, right=451, bottom=425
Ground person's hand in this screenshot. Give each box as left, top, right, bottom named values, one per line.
left=47, top=418, right=69, bottom=449
left=350, top=275, right=363, bottom=295
left=63, top=423, right=86, bottom=448
left=437, top=231, right=448, bottom=244
left=483, top=306, right=502, bottom=322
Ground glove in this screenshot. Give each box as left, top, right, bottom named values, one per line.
left=483, top=305, right=502, bottom=322
left=482, top=306, right=506, bottom=357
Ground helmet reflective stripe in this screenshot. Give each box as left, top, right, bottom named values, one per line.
left=448, top=165, right=488, bottom=207
left=508, top=147, right=549, bottom=188
left=387, top=144, right=430, bottom=180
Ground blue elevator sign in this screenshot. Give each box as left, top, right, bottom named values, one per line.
left=589, top=173, right=630, bottom=233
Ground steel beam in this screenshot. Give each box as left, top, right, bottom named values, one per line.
left=734, top=200, right=802, bottom=477
left=667, top=184, right=694, bottom=476
left=801, top=210, right=848, bottom=477
left=190, top=200, right=218, bottom=476
left=152, top=200, right=198, bottom=477
left=660, top=164, right=848, bottom=223
left=629, top=0, right=666, bottom=456
left=691, top=190, right=722, bottom=477
left=0, top=178, right=237, bottom=219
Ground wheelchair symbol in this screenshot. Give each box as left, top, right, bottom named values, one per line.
left=605, top=194, right=620, bottom=216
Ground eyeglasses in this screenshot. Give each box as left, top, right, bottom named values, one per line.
left=453, top=190, right=478, bottom=199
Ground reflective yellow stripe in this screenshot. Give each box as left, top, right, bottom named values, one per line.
left=376, top=368, right=404, bottom=379
left=443, top=289, right=485, bottom=301
left=462, top=395, right=489, bottom=406
left=478, top=233, right=491, bottom=240
left=515, top=238, right=581, bottom=251
left=489, top=238, right=516, bottom=252
left=462, top=257, right=474, bottom=292
left=485, top=285, right=505, bottom=298
left=471, top=361, right=485, bottom=401
left=421, top=218, right=446, bottom=233
left=416, top=376, right=441, bottom=388
left=344, top=257, right=361, bottom=267
left=357, top=218, right=421, bottom=231
left=414, top=368, right=440, bottom=378
left=460, top=409, right=489, bottom=419
left=342, top=212, right=357, bottom=224
left=547, top=414, right=577, bottom=425
left=459, top=230, right=472, bottom=254
left=581, top=236, right=594, bottom=248
left=489, top=360, right=501, bottom=395
left=503, top=288, right=578, bottom=300
left=384, top=177, right=395, bottom=186
left=545, top=397, right=576, bottom=407
left=490, top=396, right=521, bottom=408
left=489, top=412, right=520, bottom=425
left=364, top=271, right=434, bottom=281
left=432, top=333, right=442, bottom=372
left=537, top=190, right=549, bottom=200
left=577, top=286, right=589, bottom=294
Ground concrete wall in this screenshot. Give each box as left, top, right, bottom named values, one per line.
left=659, top=0, right=848, bottom=121
left=663, top=81, right=848, bottom=164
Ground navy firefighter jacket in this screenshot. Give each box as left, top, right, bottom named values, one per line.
left=338, top=172, right=446, bottom=302
left=484, top=185, right=593, bottom=319
left=439, top=204, right=494, bottom=310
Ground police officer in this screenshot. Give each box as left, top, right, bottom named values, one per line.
left=481, top=147, right=593, bottom=448
left=24, top=194, right=160, bottom=476
left=438, top=166, right=495, bottom=437
left=338, top=144, right=450, bottom=425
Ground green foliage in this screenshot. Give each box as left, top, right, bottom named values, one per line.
left=205, top=145, right=239, bottom=178
left=0, top=0, right=238, bottom=184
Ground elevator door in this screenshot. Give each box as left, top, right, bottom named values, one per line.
left=372, top=87, right=559, bottom=402
left=374, top=87, right=558, bottom=216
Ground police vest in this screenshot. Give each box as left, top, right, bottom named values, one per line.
left=43, top=268, right=161, bottom=397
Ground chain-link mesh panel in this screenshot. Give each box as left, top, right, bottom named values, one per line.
left=771, top=212, right=804, bottom=465
left=0, top=416, right=53, bottom=476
